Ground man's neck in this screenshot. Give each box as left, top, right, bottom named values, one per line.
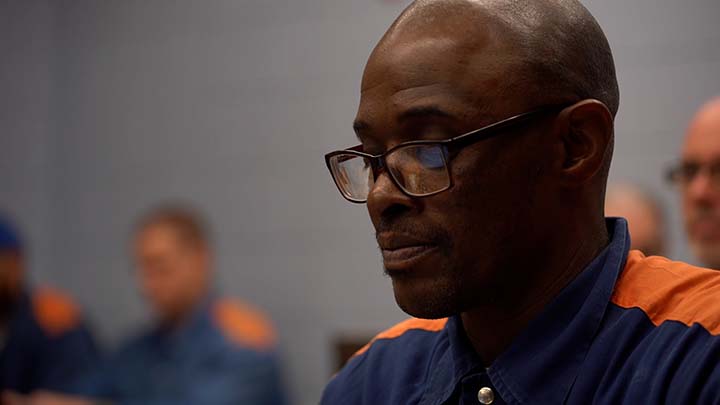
left=157, top=291, right=210, bottom=333
left=461, top=217, right=609, bottom=366
left=705, top=260, right=720, bottom=271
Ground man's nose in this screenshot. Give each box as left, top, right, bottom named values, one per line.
left=366, top=171, right=416, bottom=225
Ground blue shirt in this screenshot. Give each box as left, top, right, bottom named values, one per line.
left=75, top=296, right=287, bottom=405
left=322, top=219, right=720, bottom=404
left=0, top=288, right=98, bottom=393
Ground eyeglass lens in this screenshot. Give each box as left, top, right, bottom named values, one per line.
left=330, top=144, right=450, bottom=201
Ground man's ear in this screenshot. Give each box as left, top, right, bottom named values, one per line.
left=554, top=99, right=614, bottom=185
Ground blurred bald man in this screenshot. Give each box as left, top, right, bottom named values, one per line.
left=669, top=98, right=720, bottom=269
left=605, top=183, right=667, bottom=256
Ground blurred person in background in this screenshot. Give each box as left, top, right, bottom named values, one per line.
left=668, top=98, right=720, bottom=269
left=5, top=206, right=287, bottom=405
left=605, top=182, right=667, bottom=256
left=0, top=215, right=98, bottom=395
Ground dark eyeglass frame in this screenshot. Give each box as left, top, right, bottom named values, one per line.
left=665, top=160, right=720, bottom=186
left=325, top=104, right=569, bottom=203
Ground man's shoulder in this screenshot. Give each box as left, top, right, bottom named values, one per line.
left=209, top=296, right=277, bottom=352
left=29, top=286, right=85, bottom=338
left=322, top=317, right=448, bottom=405
left=613, top=250, right=720, bottom=334
left=574, top=252, right=720, bottom=402
left=352, top=317, right=448, bottom=358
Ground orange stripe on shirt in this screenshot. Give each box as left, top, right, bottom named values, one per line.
left=352, top=318, right=448, bottom=358
left=212, top=298, right=277, bottom=351
left=612, top=250, right=720, bottom=335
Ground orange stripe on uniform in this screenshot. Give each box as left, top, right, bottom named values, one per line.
left=612, top=250, right=720, bottom=335
left=352, top=318, right=448, bottom=359
left=32, top=287, right=81, bottom=337
left=212, top=298, right=277, bottom=351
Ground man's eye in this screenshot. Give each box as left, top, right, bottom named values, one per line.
left=681, top=163, right=701, bottom=178
left=413, top=146, right=446, bottom=169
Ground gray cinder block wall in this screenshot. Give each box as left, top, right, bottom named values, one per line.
left=2, top=1, right=719, bottom=404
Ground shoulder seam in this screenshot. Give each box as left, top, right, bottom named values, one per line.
left=612, top=251, right=720, bottom=335
left=212, top=298, right=277, bottom=351
left=352, top=318, right=447, bottom=359
left=31, top=287, right=81, bottom=337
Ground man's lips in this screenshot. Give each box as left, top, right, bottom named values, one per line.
left=382, top=245, right=438, bottom=263
left=690, top=219, right=720, bottom=241
left=377, top=233, right=439, bottom=270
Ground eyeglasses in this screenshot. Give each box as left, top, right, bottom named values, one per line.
left=666, top=160, right=720, bottom=189
left=325, top=105, right=567, bottom=203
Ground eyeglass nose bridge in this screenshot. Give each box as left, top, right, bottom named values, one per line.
left=368, top=154, right=387, bottom=180
left=367, top=153, right=410, bottom=198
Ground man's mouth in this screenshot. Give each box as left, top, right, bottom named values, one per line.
left=377, top=232, right=439, bottom=271
left=690, top=218, right=720, bottom=241
left=382, top=244, right=438, bottom=261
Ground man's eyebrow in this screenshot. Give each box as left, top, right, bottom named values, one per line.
left=397, top=105, right=455, bottom=123
left=352, top=106, right=456, bottom=142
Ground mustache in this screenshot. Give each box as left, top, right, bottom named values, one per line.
left=688, top=207, right=720, bottom=224
left=375, top=218, right=452, bottom=247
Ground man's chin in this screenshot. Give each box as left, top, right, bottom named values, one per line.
left=391, top=276, right=460, bottom=319
left=690, top=242, right=720, bottom=270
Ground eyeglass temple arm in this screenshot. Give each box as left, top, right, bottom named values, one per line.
left=448, top=107, right=564, bottom=149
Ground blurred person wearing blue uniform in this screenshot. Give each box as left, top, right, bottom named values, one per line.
left=5, top=206, right=287, bottom=405
left=0, top=215, right=98, bottom=395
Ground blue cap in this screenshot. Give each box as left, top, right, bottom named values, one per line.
left=0, top=215, right=22, bottom=252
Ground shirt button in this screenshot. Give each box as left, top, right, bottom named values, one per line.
left=477, top=386, right=495, bottom=404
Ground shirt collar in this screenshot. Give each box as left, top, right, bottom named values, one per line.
left=426, top=218, right=631, bottom=405
left=150, top=292, right=217, bottom=345
left=420, top=314, right=485, bottom=405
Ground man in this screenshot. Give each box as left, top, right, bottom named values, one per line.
left=668, top=98, right=720, bottom=269
left=605, top=182, right=667, bottom=256
left=321, top=1, right=720, bottom=404
left=6, top=206, right=287, bottom=405
left=0, top=215, right=98, bottom=394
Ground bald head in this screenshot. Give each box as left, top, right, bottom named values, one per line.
left=680, top=98, right=720, bottom=269
left=684, top=98, right=720, bottom=156
left=372, top=0, right=619, bottom=116
left=353, top=0, right=616, bottom=319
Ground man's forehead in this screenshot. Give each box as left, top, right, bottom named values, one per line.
left=361, top=36, right=466, bottom=91
left=362, top=0, right=513, bottom=90
left=356, top=31, right=513, bottom=127
left=684, top=102, right=720, bottom=159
